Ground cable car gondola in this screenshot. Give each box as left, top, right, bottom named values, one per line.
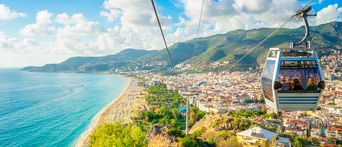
left=261, top=6, right=325, bottom=113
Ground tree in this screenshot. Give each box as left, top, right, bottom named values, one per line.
left=261, top=105, right=267, bottom=113
left=171, top=109, right=179, bottom=120
left=89, top=122, right=147, bottom=147
left=225, top=136, right=242, bottom=147
left=189, top=110, right=197, bottom=125
left=167, top=128, right=185, bottom=137
left=293, top=138, right=303, bottom=147
left=270, top=113, right=278, bottom=119
left=178, top=134, right=209, bottom=147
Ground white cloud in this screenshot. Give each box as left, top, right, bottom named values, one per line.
left=0, top=11, right=100, bottom=67
left=316, top=4, right=342, bottom=25
left=20, top=10, right=56, bottom=36
left=100, top=0, right=122, bottom=22
left=0, top=4, right=26, bottom=20
left=36, top=10, right=53, bottom=24
left=234, top=0, right=272, bottom=14
left=0, top=32, right=16, bottom=50
left=100, top=8, right=121, bottom=22
left=171, top=0, right=300, bottom=41
left=96, top=0, right=341, bottom=53
left=56, top=13, right=70, bottom=24
left=0, top=31, right=45, bottom=55
left=102, top=0, right=154, bottom=27
left=180, top=0, right=341, bottom=34
left=97, top=26, right=123, bottom=50
left=19, top=10, right=99, bottom=54
left=97, top=0, right=173, bottom=51
left=2, top=0, right=342, bottom=68
left=58, top=13, right=97, bottom=36
left=55, top=13, right=98, bottom=53
left=181, top=0, right=237, bottom=26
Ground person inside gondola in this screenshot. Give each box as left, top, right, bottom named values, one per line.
left=288, top=80, right=295, bottom=90
left=306, top=77, right=318, bottom=90
left=280, top=76, right=290, bottom=90
left=293, top=78, right=303, bottom=90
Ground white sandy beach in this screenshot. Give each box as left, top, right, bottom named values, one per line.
left=75, top=77, right=147, bottom=147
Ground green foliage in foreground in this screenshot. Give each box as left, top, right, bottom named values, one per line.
left=142, top=84, right=206, bottom=129
left=178, top=134, right=210, bottom=147
left=178, top=127, right=212, bottom=147
left=145, top=84, right=183, bottom=108
left=142, top=85, right=208, bottom=145
left=89, top=122, right=147, bottom=147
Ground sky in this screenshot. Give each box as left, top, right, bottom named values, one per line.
left=0, top=0, right=341, bottom=68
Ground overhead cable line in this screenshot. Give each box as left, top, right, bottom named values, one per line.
left=226, top=18, right=293, bottom=71
left=225, top=0, right=313, bottom=71
left=150, top=0, right=175, bottom=71
left=192, top=0, right=205, bottom=57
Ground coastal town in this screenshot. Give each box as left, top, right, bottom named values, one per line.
left=76, top=48, right=342, bottom=146
left=108, top=49, right=342, bottom=146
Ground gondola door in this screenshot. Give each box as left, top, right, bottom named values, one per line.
left=261, top=48, right=281, bottom=113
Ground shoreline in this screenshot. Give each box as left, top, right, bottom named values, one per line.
left=74, top=77, right=133, bottom=147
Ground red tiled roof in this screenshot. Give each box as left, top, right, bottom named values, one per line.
left=318, top=137, right=327, bottom=141
left=328, top=125, right=342, bottom=131
left=322, top=144, right=334, bottom=147
left=285, top=127, right=304, bottom=131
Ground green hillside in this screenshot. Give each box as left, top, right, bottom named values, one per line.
left=141, top=21, right=341, bottom=70
left=23, top=49, right=157, bottom=72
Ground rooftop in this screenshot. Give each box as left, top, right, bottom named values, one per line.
left=276, top=137, right=291, bottom=144
left=237, top=127, right=278, bottom=140
left=328, top=125, right=342, bottom=131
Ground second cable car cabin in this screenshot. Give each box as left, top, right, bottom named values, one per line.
left=261, top=48, right=325, bottom=113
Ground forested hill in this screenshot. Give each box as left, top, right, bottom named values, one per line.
left=23, top=21, right=341, bottom=72
left=23, top=49, right=158, bottom=72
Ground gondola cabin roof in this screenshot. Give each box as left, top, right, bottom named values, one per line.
left=267, top=47, right=317, bottom=61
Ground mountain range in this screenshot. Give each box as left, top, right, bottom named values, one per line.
left=23, top=21, right=342, bottom=72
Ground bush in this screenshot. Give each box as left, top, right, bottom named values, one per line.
left=167, top=128, right=185, bottom=137
left=178, top=135, right=209, bottom=147
left=261, top=113, right=278, bottom=119
left=192, top=127, right=207, bottom=137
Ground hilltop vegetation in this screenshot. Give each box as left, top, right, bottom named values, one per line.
left=24, top=21, right=342, bottom=72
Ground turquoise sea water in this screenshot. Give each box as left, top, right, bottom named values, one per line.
left=0, top=69, right=128, bottom=147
